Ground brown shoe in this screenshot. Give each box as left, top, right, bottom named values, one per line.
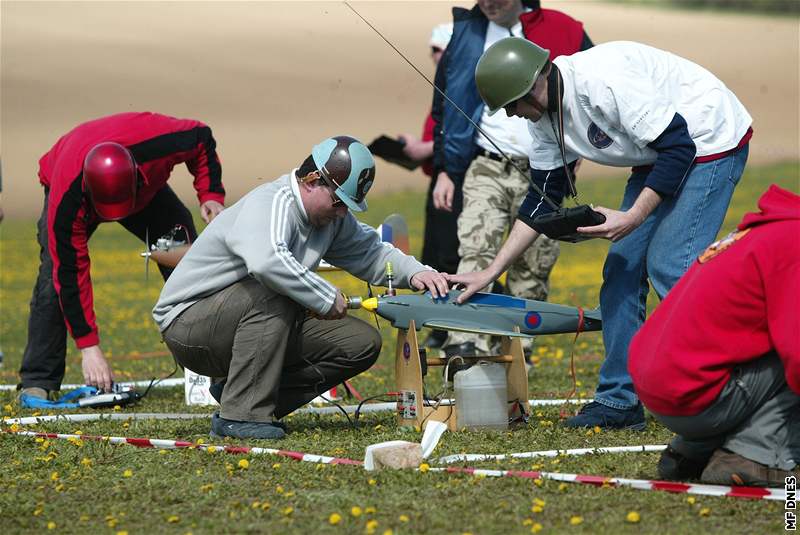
left=701, top=449, right=797, bottom=487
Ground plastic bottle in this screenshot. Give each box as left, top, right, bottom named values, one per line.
left=454, top=362, right=508, bottom=431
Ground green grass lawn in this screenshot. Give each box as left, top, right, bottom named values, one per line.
left=1, top=162, right=797, bottom=534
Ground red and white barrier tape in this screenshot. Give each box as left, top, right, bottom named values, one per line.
left=429, top=466, right=787, bottom=501
left=4, top=428, right=361, bottom=466
left=3, top=427, right=784, bottom=500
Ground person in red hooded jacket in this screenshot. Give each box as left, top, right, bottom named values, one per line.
left=629, top=185, right=799, bottom=487
left=19, top=112, right=225, bottom=400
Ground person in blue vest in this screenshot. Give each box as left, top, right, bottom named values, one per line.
left=431, top=0, right=592, bottom=357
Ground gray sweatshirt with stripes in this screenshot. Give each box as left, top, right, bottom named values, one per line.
left=152, top=172, right=430, bottom=331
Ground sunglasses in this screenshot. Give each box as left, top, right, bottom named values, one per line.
left=304, top=170, right=346, bottom=207
left=327, top=187, right=346, bottom=208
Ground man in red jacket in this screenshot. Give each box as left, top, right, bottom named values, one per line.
left=629, top=185, right=799, bottom=486
left=19, top=112, right=225, bottom=399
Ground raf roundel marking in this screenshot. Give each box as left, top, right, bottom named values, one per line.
left=403, top=342, right=411, bottom=361
left=587, top=123, right=613, bottom=149
left=524, top=312, right=542, bottom=329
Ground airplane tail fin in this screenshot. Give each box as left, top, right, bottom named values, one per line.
left=376, top=213, right=409, bottom=254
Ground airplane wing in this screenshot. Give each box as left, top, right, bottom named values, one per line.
left=422, top=320, right=535, bottom=339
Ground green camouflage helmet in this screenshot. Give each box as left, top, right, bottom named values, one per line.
left=475, top=37, right=550, bottom=116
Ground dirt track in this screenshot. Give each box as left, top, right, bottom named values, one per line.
left=1, top=1, right=797, bottom=218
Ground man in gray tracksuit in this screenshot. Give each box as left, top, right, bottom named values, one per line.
left=153, top=136, right=448, bottom=439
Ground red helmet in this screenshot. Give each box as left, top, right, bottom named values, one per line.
left=83, top=142, right=138, bottom=220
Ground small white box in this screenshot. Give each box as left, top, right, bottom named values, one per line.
left=184, top=369, right=219, bottom=406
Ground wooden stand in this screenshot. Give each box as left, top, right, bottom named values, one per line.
left=394, top=320, right=530, bottom=430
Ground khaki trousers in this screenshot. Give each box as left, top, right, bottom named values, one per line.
left=163, top=278, right=381, bottom=423
left=449, top=155, right=560, bottom=351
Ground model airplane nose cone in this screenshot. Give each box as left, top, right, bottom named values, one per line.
left=362, top=297, right=378, bottom=312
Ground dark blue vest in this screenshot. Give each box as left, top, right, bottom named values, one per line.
left=441, top=8, right=489, bottom=178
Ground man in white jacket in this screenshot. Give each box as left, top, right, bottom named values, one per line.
left=154, top=136, right=448, bottom=439
left=450, top=39, right=752, bottom=430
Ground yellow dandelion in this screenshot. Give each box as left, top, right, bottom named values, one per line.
left=699, top=507, right=711, bottom=517
left=365, top=507, right=376, bottom=514
left=206, top=446, right=216, bottom=454
left=382, top=530, right=393, bottom=535
left=531, top=523, right=543, bottom=533
left=282, top=506, right=293, bottom=516
left=238, top=459, right=250, bottom=469
left=593, top=426, right=601, bottom=434
left=3, top=404, right=13, bottom=413
left=533, top=498, right=545, bottom=507
left=686, top=496, right=696, bottom=504
left=626, top=511, right=641, bottom=523
left=272, top=463, right=281, bottom=469
left=558, top=483, right=568, bottom=492
left=200, top=483, right=214, bottom=492
left=368, top=478, right=377, bottom=486
left=399, top=514, right=409, bottom=523
left=276, top=485, right=284, bottom=493
left=534, top=478, right=543, bottom=487
left=531, top=505, right=543, bottom=514
left=10, top=423, right=20, bottom=432
left=47, top=521, right=56, bottom=530
left=122, top=469, right=133, bottom=478
left=50, top=472, right=59, bottom=481
left=116, top=531, right=128, bottom=535
left=523, top=518, right=533, bottom=526
left=419, top=463, right=430, bottom=473
left=79, top=515, right=89, bottom=522
left=80, top=457, right=92, bottom=467
left=329, top=513, right=342, bottom=525
left=351, top=506, right=363, bottom=517
left=167, top=515, right=180, bottom=523
left=365, top=519, right=379, bottom=533
left=570, top=515, right=583, bottom=525
left=261, top=502, right=271, bottom=511
left=251, top=501, right=261, bottom=509
left=158, top=449, right=168, bottom=455
left=113, top=405, right=121, bottom=411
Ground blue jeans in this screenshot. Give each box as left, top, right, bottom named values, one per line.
left=596, top=145, right=749, bottom=410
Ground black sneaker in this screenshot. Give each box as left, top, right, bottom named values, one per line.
left=210, top=412, right=286, bottom=440
left=657, top=446, right=710, bottom=481
left=563, top=401, right=646, bottom=431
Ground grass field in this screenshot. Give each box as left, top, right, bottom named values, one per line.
left=1, top=162, right=797, bottom=534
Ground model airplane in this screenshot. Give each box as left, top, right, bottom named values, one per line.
left=358, top=290, right=601, bottom=338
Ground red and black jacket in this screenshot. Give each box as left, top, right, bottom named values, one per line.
left=38, top=112, right=225, bottom=349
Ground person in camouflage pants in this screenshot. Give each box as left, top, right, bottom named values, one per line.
left=447, top=154, right=559, bottom=354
